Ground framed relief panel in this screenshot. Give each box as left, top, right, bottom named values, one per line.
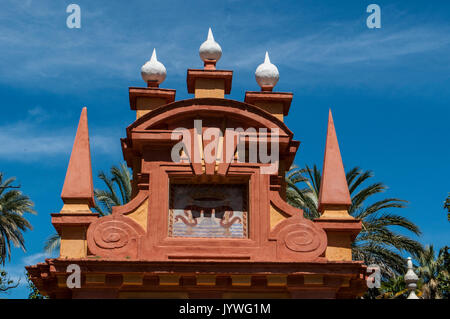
left=168, top=184, right=248, bottom=238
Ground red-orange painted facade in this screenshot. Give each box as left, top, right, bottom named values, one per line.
left=26, top=58, right=367, bottom=299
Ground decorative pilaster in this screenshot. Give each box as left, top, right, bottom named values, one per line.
left=129, top=87, right=176, bottom=119
left=244, top=92, right=292, bottom=122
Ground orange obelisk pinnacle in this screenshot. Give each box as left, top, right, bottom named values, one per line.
left=318, top=109, right=352, bottom=213
left=60, top=107, right=95, bottom=208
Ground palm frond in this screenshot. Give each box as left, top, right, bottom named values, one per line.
left=0, top=174, right=35, bottom=264
left=286, top=164, right=421, bottom=278
left=43, top=233, right=61, bottom=254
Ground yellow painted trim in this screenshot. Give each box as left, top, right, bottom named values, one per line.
left=267, top=275, right=287, bottom=287
left=252, top=101, right=284, bottom=122
left=125, top=199, right=148, bottom=232
left=60, top=199, right=91, bottom=213
left=85, top=274, right=105, bottom=285
left=57, top=275, right=67, bottom=288
left=136, top=97, right=167, bottom=119
left=304, top=274, right=323, bottom=285
left=223, top=292, right=290, bottom=299
left=119, top=291, right=188, bottom=299
left=231, top=275, right=252, bottom=286
left=194, top=78, right=225, bottom=98
left=321, top=209, right=354, bottom=219
left=196, top=275, right=216, bottom=286
left=123, top=274, right=144, bottom=286
left=325, top=232, right=353, bottom=261
left=60, top=226, right=87, bottom=258
left=215, top=133, right=224, bottom=172
left=159, top=275, right=180, bottom=286
left=270, top=204, right=288, bottom=230
left=341, top=277, right=350, bottom=287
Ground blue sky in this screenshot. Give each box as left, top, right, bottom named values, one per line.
left=0, top=0, right=449, bottom=298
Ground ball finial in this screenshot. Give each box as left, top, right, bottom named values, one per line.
left=141, top=48, right=167, bottom=87
left=199, top=28, right=222, bottom=69
left=255, top=51, right=279, bottom=91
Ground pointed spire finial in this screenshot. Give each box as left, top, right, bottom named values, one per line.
left=151, top=48, right=157, bottom=61
left=199, top=27, right=222, bottom=70
left=264, top=51, right=270, bottom=63
left=318, top=109, right=352, bottom=213
left=207, top=27, right=214, bottom=41
left=141, top=48, right=167, bottom=87
left=255, top=51, right=279, bottom=91
left=61, top=107, right=95, bottom=208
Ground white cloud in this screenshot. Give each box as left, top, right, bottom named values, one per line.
left=22, top=252, right=49, bottom=265
left=230, top=25, right=450, bottom=70
left=0, top=120, right=120, bottom=161
left=2, top=251, right=56, bottom=292
left=0, top=0, right=449, bottom=91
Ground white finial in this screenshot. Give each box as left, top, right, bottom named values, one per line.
left=264, top=51, right=270, bottom=63
left=405, top=257, right=420, bottom=299
left=151, top=48, right=157, bottom=61
left=141, top=48, right=167, bottom=86
left=255, top=51, right=279, bottom=91
left=207, top=28, right=214, bottom=41
left=407, top=257, right=414, bottom=270
left=199, top=27, right=222, bottom=63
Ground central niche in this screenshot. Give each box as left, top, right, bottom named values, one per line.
left=168, top=184, right=248, bottom=238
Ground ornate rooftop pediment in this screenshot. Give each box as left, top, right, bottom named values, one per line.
left=26, top=29, right=367, bottom=299
left=128, top=97, right=293, bottom=135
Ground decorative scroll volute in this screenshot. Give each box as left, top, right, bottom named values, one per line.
left=86, top=192, right=148, bottom=259
left=270, top=216, right=327, bottom=261
left=87, top=215, right=145, bottom=259
left=269, top=190, right=327, bottom=261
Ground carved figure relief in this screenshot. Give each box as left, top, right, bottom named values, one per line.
left=169, top=184, right=247, bottom=238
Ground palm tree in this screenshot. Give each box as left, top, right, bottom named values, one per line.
left=416, top=245, right=449, bottom=299
left=437, top=246, right=450, bottom=298
left=286, top=165, right=423, bottom=277
left=378, top=246, right=449, bottom=299
left=44, top=163, right=132, bottom=253
left=378, top=275, right=408, bottom=299
left=26, top=270, right=46, bottom=299
left=0, top=173, right=35, bottom=264
left=93, top=163, right=132, bottom=216
left=444, top=193, right=449, bottom=221
left=43, top=233, right=61, bottom=254
left=377, top=275, right=424, bottom=299
left=0, top=269, right=19, bottom=293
